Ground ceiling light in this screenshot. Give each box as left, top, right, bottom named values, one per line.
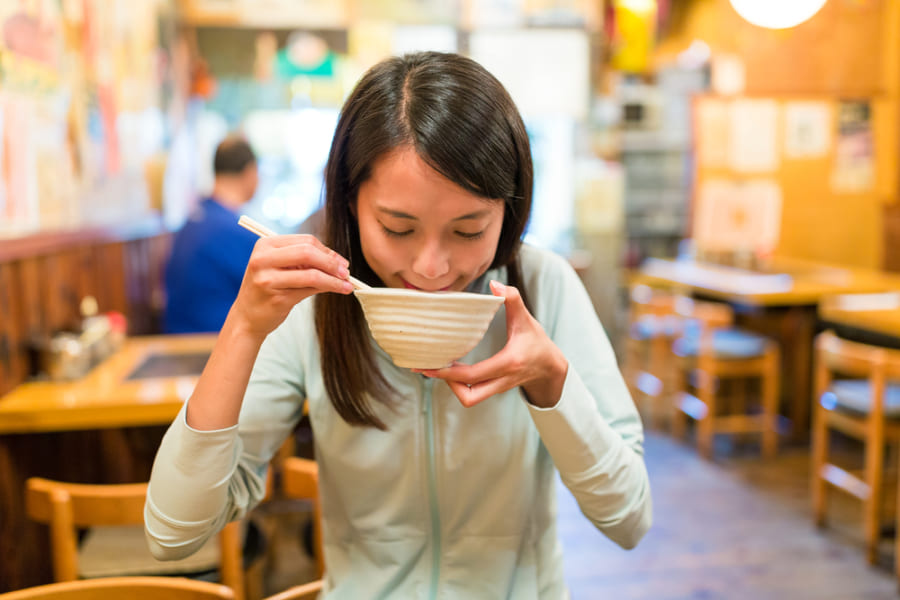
left=729, top=0, right=828, bottom=29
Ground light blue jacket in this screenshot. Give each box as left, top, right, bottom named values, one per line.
left=145, top=244, right=652, bottom=599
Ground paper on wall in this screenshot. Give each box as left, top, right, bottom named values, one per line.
left=729, top=99, right=779, bottom=173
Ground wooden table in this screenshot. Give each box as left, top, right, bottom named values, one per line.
left=0, top=334, right=216, bottom=591
left=634, top=258, right=900, bottom=438
left=818, top=293, right=900, bottom=340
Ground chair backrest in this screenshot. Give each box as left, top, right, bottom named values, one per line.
left=280, top=457, right=324, bottom=579
left=0, top=576, right=234, bottom=600
left=24, top=478, right=244, bottom=598
left=673, top=296, right=734, bottom=330
left=628, top=284, right=675, bottom=320
left=814, top=330, right=900, bottom=419
left=262, top=580, right=323, bottom=600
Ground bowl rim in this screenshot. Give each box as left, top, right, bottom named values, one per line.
left=353, top=287, right=504, bottom=304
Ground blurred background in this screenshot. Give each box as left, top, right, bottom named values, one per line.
left=5, top=1, right=900, bottom=598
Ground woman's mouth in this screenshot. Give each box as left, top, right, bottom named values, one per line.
left=401, top=278, right=452, bottom=292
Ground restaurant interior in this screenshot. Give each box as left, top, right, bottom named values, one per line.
left=2, top=0, right=900, bottom=598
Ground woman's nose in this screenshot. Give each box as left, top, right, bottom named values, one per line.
left=412, top=240, right=450, bottom=280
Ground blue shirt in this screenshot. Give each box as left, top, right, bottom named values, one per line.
left=164, top=198, right=257, bottom=333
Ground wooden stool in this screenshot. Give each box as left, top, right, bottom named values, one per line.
left=811, top=330, right=900, bottom=566
left=670, top=296, right=781, bottom=459
left=623, top=284, right=682, bottom=428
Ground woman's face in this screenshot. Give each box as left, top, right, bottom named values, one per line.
left=355, top=147, right=505, bottom=292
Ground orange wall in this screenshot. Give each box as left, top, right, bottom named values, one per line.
left=659, top=0, right=899, bottom=268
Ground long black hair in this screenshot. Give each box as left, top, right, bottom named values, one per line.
left=315, top=51, right=533, bottom=429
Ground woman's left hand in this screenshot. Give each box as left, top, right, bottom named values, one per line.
left=414, top=280, right=568, bottom=408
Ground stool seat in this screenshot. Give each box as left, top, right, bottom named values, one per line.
left=630, top=314, right=682, bottom=341
left=822, top=379, right=900, bottom=418
left=79, top=525, right=220, bottom=579
left=673, top=328, right=770, bottom=360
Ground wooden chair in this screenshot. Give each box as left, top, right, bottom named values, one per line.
left=25, top=478, right=246, bottom=600
left=622, top=284, right=682, bottom=428
left=811, top=330, right=900, bottom=565
left=670, top=296, right=781, bottom=459
left=280, top=458, right=324, bottom=580
left=263, top=580, right=323, bottom=600
left=0, top=576, right=234, bottom=599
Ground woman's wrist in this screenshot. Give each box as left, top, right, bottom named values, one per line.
left=522, top=348, right=568, bottom=409
left=185, top=311, right=268, bottom=430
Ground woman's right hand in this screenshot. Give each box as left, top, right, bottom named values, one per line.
left=228, top=234, right=352, bottom=340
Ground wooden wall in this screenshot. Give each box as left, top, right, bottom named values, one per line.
left=0, top=220, right=171, bottom=396
left=657, top=0, right=900, bottom=270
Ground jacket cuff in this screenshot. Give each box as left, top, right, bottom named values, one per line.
left=525, top=369, right=620, bottom=474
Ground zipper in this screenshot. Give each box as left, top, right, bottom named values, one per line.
left=422, top=376, right=441, bottom=599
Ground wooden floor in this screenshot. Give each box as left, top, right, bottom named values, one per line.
left=558, top=430, right=899, bottom=599
left=259, top=430, right=900, bottom=599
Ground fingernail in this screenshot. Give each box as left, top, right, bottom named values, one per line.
left=492, top=280, right=506, bottom=292
left=343, top=281, right=353, bottom=293
left=338, top=265, right=349, bottom=277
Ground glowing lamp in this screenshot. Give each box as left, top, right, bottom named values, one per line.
left=729, top=0, right=828, bottom=29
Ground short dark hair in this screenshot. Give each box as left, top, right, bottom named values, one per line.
left=213, top=137, right=256, bottom=175
left=315, top=51, right=533, bottom=429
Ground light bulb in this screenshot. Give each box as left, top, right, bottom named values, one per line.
left=729, top=0, right=828, bottom=29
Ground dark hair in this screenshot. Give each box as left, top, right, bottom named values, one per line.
left=213, top=137, right=256, bottom=175
left=315, top=51, right=533, bottom=429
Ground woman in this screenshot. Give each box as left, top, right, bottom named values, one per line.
left=146, top=51, right=651, bottom=599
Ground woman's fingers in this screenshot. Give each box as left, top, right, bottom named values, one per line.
left=259, top=238, right=349, bottom=274
left=248, top=236, right=352, bottom=293
left=489, top=280, right=527, bottom=327
left=445, top=375, right=518, bottom=407
left=256, top=266, right=353, bottom=294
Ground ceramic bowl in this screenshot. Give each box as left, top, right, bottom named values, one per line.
left=353, top=287, right=505, bottom=369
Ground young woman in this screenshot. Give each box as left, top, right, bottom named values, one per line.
left=146, top=51, right=651, bottom=599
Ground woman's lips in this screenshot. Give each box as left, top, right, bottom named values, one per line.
left=401, top=278, right=452, bottom=292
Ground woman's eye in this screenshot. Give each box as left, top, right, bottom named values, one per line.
left=381, top=225, right=413, bottom=237
left=456, top=230, right=485, bottom=240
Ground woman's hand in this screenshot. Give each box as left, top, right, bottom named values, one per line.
left=228, top=234, right=353, bottom=341
left=415, top=280, right=568, bottom=408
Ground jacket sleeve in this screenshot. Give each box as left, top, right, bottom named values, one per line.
left=144, top=306, right=310, bottom=560
left=523, top=250, right=652, bottom=549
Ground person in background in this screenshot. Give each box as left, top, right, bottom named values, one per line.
left=164, top=136, right=260, bottom=333
left=147, top=52, right=651, bottom=598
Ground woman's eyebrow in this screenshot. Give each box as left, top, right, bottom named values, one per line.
left=452, top=210, right=491, bottom=221
left=376, top=207, right=491, bottom=221
left=377, top=207, right=417, bottom=220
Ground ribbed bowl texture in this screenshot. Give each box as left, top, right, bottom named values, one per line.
left=353, top=287, right=505, bottom=369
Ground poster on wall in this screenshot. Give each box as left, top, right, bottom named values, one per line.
left=694, top=178, right=782, bottom=256
left=696, top=97, right=730, bottom=168
left=784, top=101, right=830, bottom=159
left=728, top=99, right=779, bottom=173
left=830, top=99, right=874, bottom=193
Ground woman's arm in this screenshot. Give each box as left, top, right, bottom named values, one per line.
left=187, top=234, right=352, bottom=431
left=419, top=249, right=652, bottom=549
left=145, top=234, right=351, bottom=559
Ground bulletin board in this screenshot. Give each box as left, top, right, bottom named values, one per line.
left=691, top=93, right=896, bottom=270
